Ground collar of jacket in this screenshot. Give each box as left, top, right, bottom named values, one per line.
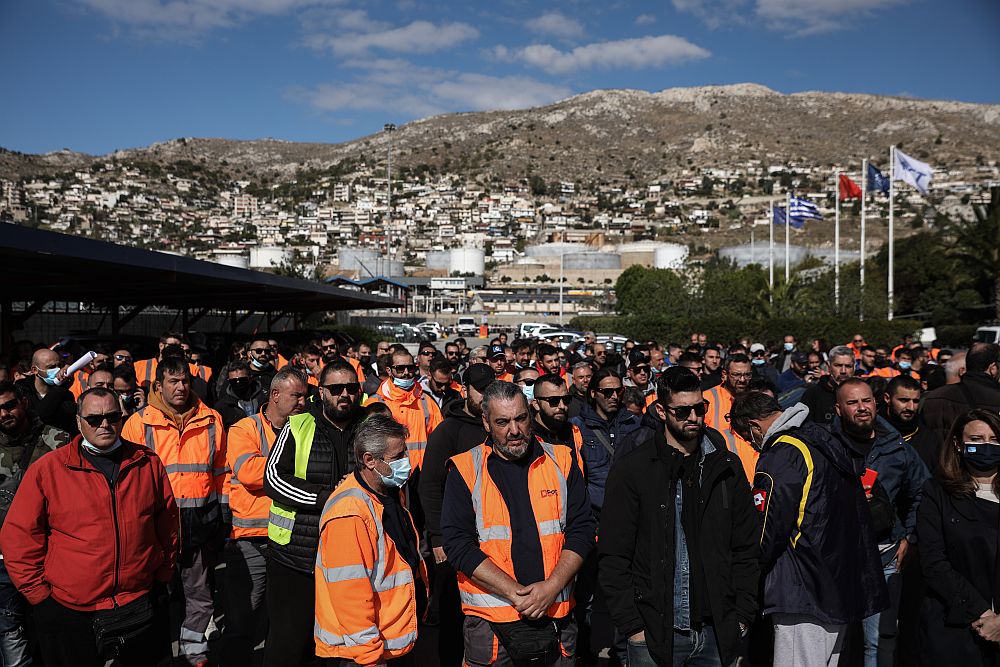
left=829, top=415, right=905, bottom=457
left=140, top=398, right=213, bottom=432
left=63, top=434, right=145, bottom=472
left=0, top=415, right=44, bottom=449
left=962, top=372, right=1000, bottom=393
left=377, top=379, right=421, bottom=406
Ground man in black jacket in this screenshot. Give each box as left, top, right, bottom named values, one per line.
left=599, top=367, right=760, bottom=667
left=15, top=348, right=77, bottom=435
left=215, top=361, right=266, bottom=428
left=800, top=345, right=856, bottom=424
left=921, top=342, right=1000, bottom=443
left=417, top=363, right=494, bottom=667
left=730, top=392, right=888, bottom=667
left=262, top=359, right=362, bottom=667
left=880, top=374, right=940, bottom=472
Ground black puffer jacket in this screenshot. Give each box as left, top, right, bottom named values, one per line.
left=922, top=372, right=1000, bottom=443
left=418, top=399, right=486, bottom=548
left=264, top=410, right=359, bottom=573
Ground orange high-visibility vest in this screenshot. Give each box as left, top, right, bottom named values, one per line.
left=122, top=402, right=227, bottom=510
left=314, top=474, right=422, bottom=664
left=68, top=369, right=90, bottom=399
left=226, top=411, right=275, bottom=539
left=872, top=367, right=901, bottom=379
left=703, top=385, right=758, bottom=482
left=134, top=358, right=212, bottom=387
left=365, top=380, right=442, bottom=471
left=449, top=440, right=576, bottom=623
left=571, top=424, right=585, bottom=476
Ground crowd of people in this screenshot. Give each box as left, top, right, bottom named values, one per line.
left=0, top=326, right=998, bottom=667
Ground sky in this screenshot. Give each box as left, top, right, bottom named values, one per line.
left=2, top=0, right=998, bottom=156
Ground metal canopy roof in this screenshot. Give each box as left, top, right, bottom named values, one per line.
left=0, top=225, right=403, bottom=312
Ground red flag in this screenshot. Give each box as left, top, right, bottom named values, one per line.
left=839, top=174, right=862, bottom=200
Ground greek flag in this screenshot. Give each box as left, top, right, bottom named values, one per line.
left=789, top=196, right=823, bottom=222
left=867, top=163, right=890, bottom=193
left=893, top=148, right=934, bottom=195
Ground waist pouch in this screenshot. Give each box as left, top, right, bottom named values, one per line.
left=93, top=594, right=154, bottom=656
left=867, top=480, right=896, bottom=543
left=489, top=617, right=560, bottom=667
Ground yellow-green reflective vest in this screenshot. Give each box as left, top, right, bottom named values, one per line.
left=267, top=412, right=317, bottom=545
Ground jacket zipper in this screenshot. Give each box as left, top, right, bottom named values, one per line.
left=107, top=473, right=121, bottom=608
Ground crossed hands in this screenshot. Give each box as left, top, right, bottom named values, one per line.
left=512, top=579, right=558, bottom=620
left=973, top=610, right=1000, bottom=643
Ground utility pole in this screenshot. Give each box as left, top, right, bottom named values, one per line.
left=384, top=123, right=396, bottom=273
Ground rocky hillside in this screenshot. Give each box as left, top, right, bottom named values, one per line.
left=3, top=83, right=998, bottom=183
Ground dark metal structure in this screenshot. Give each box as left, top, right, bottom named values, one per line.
left=0, top=225, right=402, bottom=350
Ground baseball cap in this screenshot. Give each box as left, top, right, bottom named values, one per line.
left=791, top=351, right=809, bottom=364
left=465, top=364, right=497, bottom=392
left=488, top=344, right=506, bottom=359
left=627, top=349, right=650, bottom=368
left=749, top=343, right=766, bottom=354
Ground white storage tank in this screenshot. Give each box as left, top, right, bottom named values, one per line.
left=449, top=248, right=485, bottom=275
left=718, top=243, right=809, bottom=268
left=338, top=248, right=381, bottom=273
left=653, top=244, right=689, bottom=269
left=214, top=252, right=249, bottom=270
left=250, top=246, right=290, bottom=270
left=563, top=252, right=621, bottom=270
left=524, top=243, right=587, bottom=258
left=425, top=250, right=451, bottom=270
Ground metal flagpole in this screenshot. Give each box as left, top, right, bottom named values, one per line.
left=559, top=252, right=564, bottom=325
left=835, top=171, right=841, bottom=313
left=785, top=190, right=791, bottom=283
left=888, top=145, right=896, bottom=321
left=860, top=158, right=867, bottom=322
left=769, top=199, right=774, bottom=303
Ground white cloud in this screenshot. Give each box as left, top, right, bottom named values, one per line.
left=525, top=11, right=585, bottom=40
left=77, top=0, right=342, bottom=36
left=290, top=61, right=570, bottom=117
left=496, top=35, right=710, bottom=74
left=304, top=11, right=479, bottom=56
left=670, top=0, right=748, bottom=29
left=755, top=0, right=909, bottom=35
left=635, top=14, right=657, bottom=26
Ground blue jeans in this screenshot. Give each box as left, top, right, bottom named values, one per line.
left=0, top=559, right=31, bottom=667
left=863, top=560, right=900, bottom=667
left=626, top=626, right=722, bottom=667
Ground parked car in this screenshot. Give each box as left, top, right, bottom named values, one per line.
left=596, top=333, right=630, bottom=354
left=415, top=322, right=442, bottom=340
left=537, top=331, right=584, bottom=350
left=456, top=317, right=479, bottom=338
left=975, top=325, right=1000, bottom=344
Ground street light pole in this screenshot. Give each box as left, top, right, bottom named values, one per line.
left=384, top=123, right=396, bottom=272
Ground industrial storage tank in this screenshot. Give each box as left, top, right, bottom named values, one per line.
left=563, top=252, right=621, bottom=270
left=524, top=243, right=587, bottom=258
left=718, top=243, right=809, bottom=268
left=339, top=248, right=403, bottom=276
left=213, top=251, right=249, bottom=269
left=807, top=248, right=862, bottom=265
left=449, top=248, right=485, bottom=275
left=425, top=250, right=451, bottom=270
left=653, top=244, right=689, bottom=269
left=250, top=246, right=290, bottom=270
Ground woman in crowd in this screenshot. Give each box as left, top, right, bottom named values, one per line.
left=918, top=409, right=1000, bottom=665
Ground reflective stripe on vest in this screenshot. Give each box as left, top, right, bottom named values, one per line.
left=233, top=414, right=271, bottom=478
left=232, top=516, right=269, bottom=529
left=268, top=412, right=316, bottom=545
left=141, top=409, right=220, bottom=506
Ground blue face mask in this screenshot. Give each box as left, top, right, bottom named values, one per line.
left=752, top=358, right=766, bottom=367
left=392, top=377, right=416, bottom=390
left=783, top=343, right=795, bottom=351
left=898, top=361, right=912, bottom=370
left=250, top=358, right=267, bottom=370
left=39, top=368, right=60, bottom=386
left=378, top=456, right=412, bottom=488
left=522, top=384, right=535, bottom=401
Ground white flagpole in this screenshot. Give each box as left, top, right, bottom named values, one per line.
left=785, top=190, right=791, bottom=283
left=835, top=171, right=841, bottom=313
left=860, top=158, right=867, bottom=322
left=769, top=199, right=774, bottom=297
left=888, top=145, right=896, bottom=321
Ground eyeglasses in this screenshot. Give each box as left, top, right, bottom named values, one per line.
left=392, top=364, right=418, bottom=374
left=323, top=382, right=360, bottom=395
left=594, top=351, right=606, bottom=356
left=518, top=378, right=536, bottom=387
left=728, top=372, right=753, bottom=380
left=114, top=354, right=132, bottom=362
left=0, top=398, right=20, bottom=412
left=536, top=395, right=570, bottom=407
left=663, top=401, right=709, bottom=421
left=596, top=387, right=623, bottom=398
left=80, top=412, right=123, bottom=428
left=682, top=365, right=703, bottom=374
left=853, top=339, right=864, bottom=344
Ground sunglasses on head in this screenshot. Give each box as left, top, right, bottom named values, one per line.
left=80, top=412, right=123, bottom=428
left=0, top=398, right=20, bottom=412
left=323, top=382, right=360, bottom=395
left=663, top=401, right=709, bottom=421
left=392, top=364, right=418, bottom=374
left=536, top=395, right=570, bottom=407
left=596, top=387, right=623, bottom=398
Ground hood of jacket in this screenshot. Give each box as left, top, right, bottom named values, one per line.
left=764, top=402, right=810, bottom=442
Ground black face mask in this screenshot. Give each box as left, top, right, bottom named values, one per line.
left=359, top=355, right=372, bottom=367
left=965, top=442, right=1000, bottom=472
left=230, top=378, right=252, bottom=399
left=322, top=352, right=339, bottom=364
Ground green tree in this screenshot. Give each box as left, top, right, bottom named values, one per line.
left=614, top=265, right=688, bottom=318
left=938, top=187, right=1000, bottom=320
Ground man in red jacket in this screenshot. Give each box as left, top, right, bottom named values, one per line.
left=0, top=386, right=179, bottom=667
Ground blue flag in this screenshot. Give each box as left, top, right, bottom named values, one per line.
left=773, top=206, right=787, bottom=226
left=867, top=163, right=890, bottom=193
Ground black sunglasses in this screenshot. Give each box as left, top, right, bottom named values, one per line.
left=114, top=354, right=132, bottom=362
left=663, top=401, right=709, bottom=421
left=392, top=364, right=418, bottom=374
left=632, top=365, right=651, bottom=373
left=249, top=347, right=270, bottom=354
left=81, top=412, right=123, bottom=428
left=321, top=344, right=338, bottom=351
left=0, top=398, right=20, bottom=412
left=596, top=387, right=623, bottom=398
left=519, top=378, right=536, bottom=387
left=536, top=395, right=570, bottom=407
left=323, top=382, right=360, bottom=395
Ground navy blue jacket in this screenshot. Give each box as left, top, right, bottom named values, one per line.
left=754, top=419, right=888, bottom=624
left=570, top=402, right=642, bottom=513
left=830, top=416, right=930, bottom=547
left=776, top=368, right=806, bottom=394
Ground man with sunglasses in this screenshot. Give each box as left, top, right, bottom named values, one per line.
left=624, top=349, right=656, bottom=408
left=701, top=353, right=758, bottom=482
left=215, top=361, right=267, bottom=428
left=319, top=335, right=365, bottom=383
left=263, top=359, right=363, bottom=667
left=600, top=367, right=760, bottom=667
left=0, top=381, right=71, bottom=666
left=488, top=345, right=514, bottom=382
left=421, top=356, right=463, bottom=413
left=2, top=387, right=178, bottom=667
left=112, top=348, right=134, bottom=369
left=531, top=374, right=585, bottom=464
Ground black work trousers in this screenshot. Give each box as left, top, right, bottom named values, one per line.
left=432, top=560, right=465, bottom=667
left=262, top=557, right=318, bottom=667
